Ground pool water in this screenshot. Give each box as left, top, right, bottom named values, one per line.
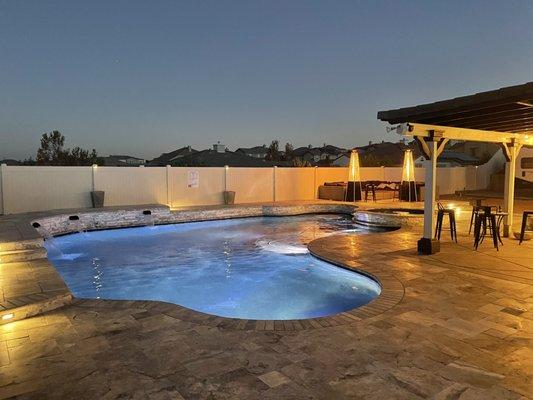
left=45, top=214, right=381, bottom=320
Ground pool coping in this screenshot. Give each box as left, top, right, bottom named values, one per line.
left=0, top=202, right=404, bottom=329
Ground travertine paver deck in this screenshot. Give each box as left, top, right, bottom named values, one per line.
left=0, top=201, right=532, bottom=399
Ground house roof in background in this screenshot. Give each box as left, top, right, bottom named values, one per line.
left=148, top=146, right=198, bottom=166
left=170, top=150, right=288, bottom=167
left=235, top=145, right=268, bottom=155
left=356, top=141, right=419, bottom=166
left=377, top=82, right=533, bottom=133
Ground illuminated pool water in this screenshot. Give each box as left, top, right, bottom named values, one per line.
left=45, top=214, right=381, bottom=320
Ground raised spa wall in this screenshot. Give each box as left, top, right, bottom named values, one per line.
left=354, top=208, right=425, bottom=229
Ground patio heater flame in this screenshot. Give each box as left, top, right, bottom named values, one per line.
left=400, top=150, right=417, bottom=202
left=345, top=150, right=362, bottom=202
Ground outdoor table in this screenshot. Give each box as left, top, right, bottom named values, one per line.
left=473, top=207, right=507, bottom=251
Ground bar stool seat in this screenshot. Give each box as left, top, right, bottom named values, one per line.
left=435, top=202, right=457, bottom=242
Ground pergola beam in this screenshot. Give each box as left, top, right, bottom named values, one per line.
left=394, top=122, right=529, bottom=145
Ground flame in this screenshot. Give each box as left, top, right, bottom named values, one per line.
left=348, top=150, right=360, bottom=182
left=402, top=150, right=415, bottom=182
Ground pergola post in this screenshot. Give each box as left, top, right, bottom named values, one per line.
left=417, top=136, right=440, bottom=255
left=502, top=140, right=521, bottom=237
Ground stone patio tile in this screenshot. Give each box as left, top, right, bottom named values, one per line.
left=439, top=361, right=505, bottom=388
left=258, top=370, right=291, bottom=388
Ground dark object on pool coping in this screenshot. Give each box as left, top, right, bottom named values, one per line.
left=224, top=190, right=235, bottom=205
left=69, top=215, right=80, bottom=221
left=143, top=210, right=152, bottom=215
left=32, top=222, right=41, bottom=228
left=91, top=190, right=105, bottom=208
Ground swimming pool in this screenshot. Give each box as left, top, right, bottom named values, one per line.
left=45, top=214, right=381, bottom=320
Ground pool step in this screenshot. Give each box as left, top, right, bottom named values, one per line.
left=0, top=247, right=47, bottom=263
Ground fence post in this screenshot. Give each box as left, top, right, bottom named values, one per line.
left=0, top=164, right=6, bottom=215
left=166, top=165, right=172, bottom=207
left=224, top=165, right=228, bottom=192
left=273, top=166, right=277, bottom=202
left=91, top=164, right=97, bottom=192
left=314, top=166, right=318, bottom=199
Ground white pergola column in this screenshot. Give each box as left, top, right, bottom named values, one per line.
left=417, top=137, right=440, bottom=254
left=503, top=142, right=519, bottom=237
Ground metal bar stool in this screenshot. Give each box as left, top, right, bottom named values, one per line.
left=473, top=207, right=505, bottom=250
left=519, top=211, right=533, bottom=245
left=364, top=182, right=376, bottom=202
left=435, top=202, right=457, bottom=242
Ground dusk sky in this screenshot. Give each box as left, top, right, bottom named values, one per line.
left=1, top=0, right=532, bottom=160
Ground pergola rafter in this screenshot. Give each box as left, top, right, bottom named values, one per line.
left=378, top=82, right=533, bottom=254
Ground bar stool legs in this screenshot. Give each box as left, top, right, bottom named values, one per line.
left=435, top=209, right=457, bottom=242
left=519, top=211, right=533, bottom=245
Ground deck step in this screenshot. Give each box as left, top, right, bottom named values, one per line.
left=0, top=247, right=47, bottom=263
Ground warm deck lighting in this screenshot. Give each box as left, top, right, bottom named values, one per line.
left=400, top=150, right=417, bottom=201
left=2, top=313, right=14, bottom=321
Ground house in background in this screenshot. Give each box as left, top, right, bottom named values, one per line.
left=292, top=144, right=346, bottom=164
left=235, top=145, right=268, bottom=159
left=356, top=140, right=419, bottom=167
left=100, top=155, right=145, bottom=167
left=170, top=143, right=286, bottom=167
left=0, top=159, right=23, bottom=166
left=448, top=141, right=500, bottom=163
left=147, top=146, right=198, bottom=166
left=414, top=151, right=480, bottom=167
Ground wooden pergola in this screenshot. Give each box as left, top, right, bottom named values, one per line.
left=378, top=82, right=533, bottom=254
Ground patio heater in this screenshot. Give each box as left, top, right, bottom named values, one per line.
left=345, top=149, right=362, bottom=202
left=400, top=149, right=417, bottom=201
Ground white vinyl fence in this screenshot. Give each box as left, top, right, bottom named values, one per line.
left=0, top=164, right=474, bottom=215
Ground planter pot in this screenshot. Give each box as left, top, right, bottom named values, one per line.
left=223, top=191, right=235, bottom=205
left=91, top=191, right=105, bottom=208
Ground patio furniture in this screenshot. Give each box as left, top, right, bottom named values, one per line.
left=363, top=182, right=377, bottom=202
left=318, top=183, right=346, bottom=201
left=399, top=181, right=422, bottom=202
left=434, top=202, right=457, bottom=242
left=468, top=204, right=496, bottom=235
left=473, top=206, right=507, bottom=251
left=392, top=182, right=400, bottom=201
left=519, top=211, right=533, bottom=245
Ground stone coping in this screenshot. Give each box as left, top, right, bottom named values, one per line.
left=1, top=202, right=404, bottom=329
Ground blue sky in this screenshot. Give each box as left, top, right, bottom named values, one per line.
left=1, top=0, right=532, bottom=160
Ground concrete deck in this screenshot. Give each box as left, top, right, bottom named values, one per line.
left=0, top=201, right=532, bottom=399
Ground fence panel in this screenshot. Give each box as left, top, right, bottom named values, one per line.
left=171, top=167, right=225, bottom=207
left=275, top=168, right=315, bottom=201
left=226, top=168, right=274, bottom=203
left=94, top=167, right=167, bottom=206
left=2, top=166, right=93, bottom=213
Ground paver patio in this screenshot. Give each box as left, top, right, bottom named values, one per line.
left=0, top=201, right=532, bottom=399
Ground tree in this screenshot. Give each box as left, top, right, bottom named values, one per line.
left=36, top=131, right=65, bottom=165
left=291, top=157, right=311, bottom=167
left=284, top=143, right=294, bottom=160
left=36, top=130, right=98, bottom=166
left=266, top=140, right=280, bottom=161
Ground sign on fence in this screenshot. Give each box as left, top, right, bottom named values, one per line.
left=187, top=170, right=200, bottom=188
